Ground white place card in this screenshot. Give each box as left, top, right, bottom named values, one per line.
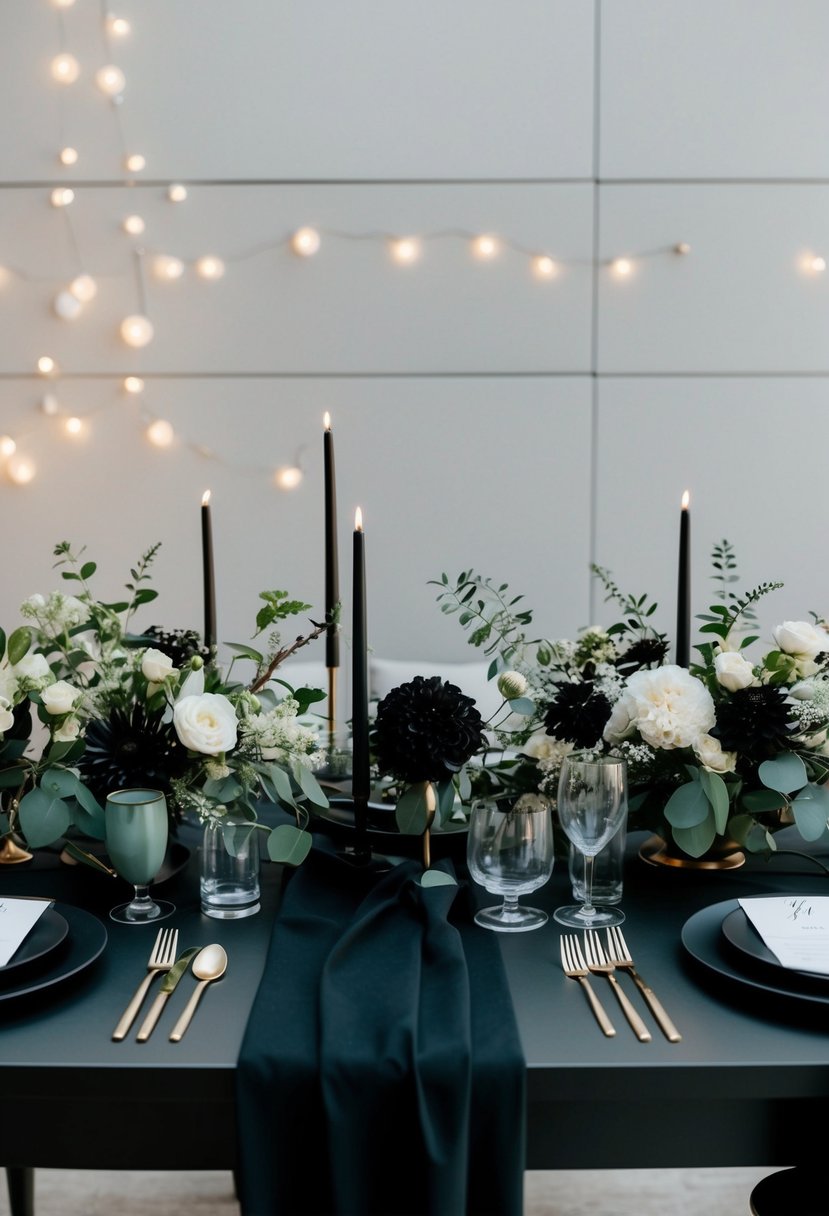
left=739, top=896, right=829, bottom=976
left=0, top=896, right=53, bottom=967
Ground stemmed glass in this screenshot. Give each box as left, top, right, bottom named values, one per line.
left=554, top=752, right=627, bottom=929
left=105, top=788, right=174, bottom=923
left=467, top=796, right=555, bottom=932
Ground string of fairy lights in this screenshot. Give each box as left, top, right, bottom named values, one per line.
left=1, top=0, right=827, bottom=488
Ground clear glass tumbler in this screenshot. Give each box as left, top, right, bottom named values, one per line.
left=199, top=817, right=260, bottom=920
left=467, top=796, right=554, bottom=932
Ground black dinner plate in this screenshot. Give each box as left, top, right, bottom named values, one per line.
left=0, top=905, right=68, bottom=977
left=0, top=902, right=107, bottom=1004
left=313, top=796, right=468, bottom=861
left=722, top=902, right=829, bottom=982
left=681, top=899, right=829, bottom=1008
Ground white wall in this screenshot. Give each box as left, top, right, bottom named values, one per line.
left=0, top=1, right=826, bottom=679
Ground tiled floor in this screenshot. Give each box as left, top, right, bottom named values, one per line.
left=0, top=1166, right=776, bottom=1214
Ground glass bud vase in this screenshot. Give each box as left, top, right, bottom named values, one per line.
left=199, top=816, right=260, bottom=919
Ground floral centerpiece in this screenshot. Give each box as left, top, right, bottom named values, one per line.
left=0, top=542, right=329, bottom=870
left=431, top=548, right=829, bottom=863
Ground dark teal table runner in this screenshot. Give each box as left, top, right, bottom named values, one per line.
left=235, top=849, right=525, bottom=1216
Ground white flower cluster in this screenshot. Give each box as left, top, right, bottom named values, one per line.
left=238, top=697, right=321, bottom=769
left=593, top=662, right=625, bottom=705
left=20, top=592, right=89, bottom=636
left=573, top=626, right=617, bottom=668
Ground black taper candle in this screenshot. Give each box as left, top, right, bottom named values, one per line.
left=351, top=509, right=369, bottom=849
left=201, top=490, right=217, bottom=651
left=323, top=414, right=340, bottom=668
left=675, top=491, right=691, bottom=667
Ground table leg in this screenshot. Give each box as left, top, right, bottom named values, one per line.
left=6, top=1167, right=33, bottom=1216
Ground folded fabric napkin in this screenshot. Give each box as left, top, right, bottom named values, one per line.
left=235, top=848, right=525, bottom=1216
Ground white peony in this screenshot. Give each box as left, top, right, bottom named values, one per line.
left=693, top=733, right=737, bottom=774
left=773, top=621, right=828, bottom=660
left=714, top=651, right=757, bottom=692
left=41, top=679, right=81, bottom=716
left=604, top=665, right=715, bottom=751
left=174, top=693, right=237, bottom=755
left=141, top=648, right=175, bottom=683
left=0, top=697, right=14, bottom=734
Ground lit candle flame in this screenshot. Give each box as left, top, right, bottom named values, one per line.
left=681, top=490, right=690, bottom=510
left=355, top=507, right=363, bottom=532
left=202, top=490, right=211, bottom=507
left=323, top=411, right=331, bottom=430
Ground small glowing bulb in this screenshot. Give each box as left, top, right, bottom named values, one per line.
left=291, top=227, right=321, bottom=257
left=472, top=234, right=499, bottom=260
left=146, top=419, right=174, bottom=447
left=95, top=65, right=126, bottom=97
left=37, top=356, right=57, bottom=376
left=152, top=255, right=184, bottom=281
left=674, top=242, right=692, bottom=256
left=122, top=214, right=145, bottom=236
left=41, top=394, right=59, bottom=416
left=120, top=314, right=154, bottom=347
left=53, top=290, right=82, bottom=320
left=59, top=146, right=79, bottom=167
left=50, top=187, right=74, bottom=208
left=195, top=255, right=225, bottom=280
left=611, top=257, right=633, bottom=277
left=390, top=237, right=420, bottom=264
left=168, top=183, right=188, bottom=202
left=124, top=376, right=144, bottom=394
left=53, top=0, right=76, bottom=8
left=106, top=14, right=131, bottom=36
left=51, top=54, right=80, bottom=84
left=274, top=465, right=304, bottom=490
left=0, top=266, right=9, bottom=288
left=69, top=274, right=97, bottom=302
left=532, top=255, right=558, bottom=279
left=7, top=455, right=36, bottom=485
left=808, top=255, right=827, bottom=273
left=64, top=416, right=84, bottom=437
left=0, top=436, right=17, bottom=457
left=125, top=153, right=145, bottom=173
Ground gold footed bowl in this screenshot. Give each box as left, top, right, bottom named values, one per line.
left=0, top=834, right=33, bottom=864
left=639, top=833, right=746, bottom=871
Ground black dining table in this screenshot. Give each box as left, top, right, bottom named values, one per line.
left=2, top=823, right=829, bottom=1216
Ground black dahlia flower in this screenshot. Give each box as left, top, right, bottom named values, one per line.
left=77, top=703, right=188, bottom=807
left=544, top=682, right=611, bottom=749
left=371, top=675, right=486, bottom=784
left=711, top=685, right=794, bottom=761
left=615, top=636, right=669, bottom=675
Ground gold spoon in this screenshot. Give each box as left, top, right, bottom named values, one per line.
left=168, top=943, right=228, bottom=1042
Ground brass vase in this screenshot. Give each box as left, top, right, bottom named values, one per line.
left=639, top=832, right=746, bottom=871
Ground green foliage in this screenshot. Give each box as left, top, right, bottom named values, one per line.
left=429, top=570, right=536, bottom=666
left=395, top=781, right=436, bottom=835
left=420, top=869, right=457, bottom=889
left=267, top=823, right=313, bottom=866
left=254, top=591, right=312, bottom=638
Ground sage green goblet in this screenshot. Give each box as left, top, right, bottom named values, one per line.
left=105, top=788, right=174, bottom=923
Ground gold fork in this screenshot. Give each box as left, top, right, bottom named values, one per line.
left=584, top=931, right=651, bottom=1042
left=559, top=934, right=616, bottom=1037
left=605, top=924, right=682, bottom=1043
left=112, top=926, right=179, bottom=1041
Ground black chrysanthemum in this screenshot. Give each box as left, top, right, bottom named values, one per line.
left=77, top=703, right=188, bottom=807
left=711, top=685, right=793, bottom=761
left=544, top=681, right=611, bottom=748
left=616, top=636, right=669, bottom=675
left=371, top=675, right=486, bottom=784
left=141, top=626, right=210, bottom=670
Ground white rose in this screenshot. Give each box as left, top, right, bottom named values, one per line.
left=53, top=715, right=80, bottom=743
left=41, top=679, right=81, bottom=715
left=13, top=653, right=52, bottom=685
left=773, top=621, right=828, bottom=660
left=0, top=698, right=14, bottom=734
left=693, top=733, right=737, bottom=774
left=714, top=651, right=757, bottom=692
left=608, top=665, right=715, bottom=751
left=523, top=732, right=562, bottom=761
left=603, top=697, right=635, bottom=744
left=173, top=693, right=238, bottom=755
left=141, top=648, right=176, bottom=683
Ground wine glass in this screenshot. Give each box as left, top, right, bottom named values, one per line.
left=554, top=752, right=627, bottom=929
left=467, top=796, right=554, bottom=932
left=105, top=789, right=174, bottom=923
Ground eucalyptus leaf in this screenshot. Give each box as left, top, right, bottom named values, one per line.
left=792, top=783, right=829, bottom=842
left=664, top=780, right=710, bottom=829
left=508, top=697, right=535, bottom=716
left=758, top=753, right=808, bottom=795
left=263, top=764, right=297, bottom=810
left=7, top=627, right=32, bottom=666
left=39, top=768, right=80, bottom=799
left=741, top=788, right=787, bottom=814
left=436, top=778, right=456, bottom=825
left=0, top=812, right=9, bottom=835
left=670, top=809, right=717, bottom=858
left=395, top=782, right=435, bottom=836
left=18, top=787, right=71, bottom=847
left=728, top=812, right=771, bottom=853
left=0, top=766, right=25, bottom=788
left=225, top=642, right=265, bottom=664
left=222, top=821, right=257, bottom=858
left=267, top=823, right=312, bottom=866
left=291, top=761, right=329, bottom=809
left=203, top=774, right=243, bottom=803
left=70, top=796, right=106, bottom=840
left=420, top=869, right=457, bottom=889
left=699, top=768, right=730, bottom=835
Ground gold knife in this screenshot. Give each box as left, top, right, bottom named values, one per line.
left=136, top=948, right=199, bottom=1042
